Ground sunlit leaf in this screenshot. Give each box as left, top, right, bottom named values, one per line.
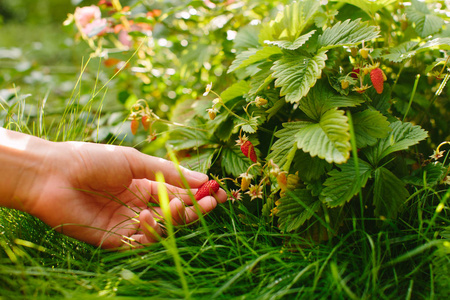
left=299, top=81, right=364, bottom=121
left=329, top=0, right=397, bottom=16
left=318, top=19, right=380, bottom=50
left=228, top=46, right=281, bottom=73
left=272, top=49, right=328, bottom=103
left=295, top=109, right=351, bottom=164
left=406, top=0, right=445, bottom=38
left=265, top=30, right=316, bottom=50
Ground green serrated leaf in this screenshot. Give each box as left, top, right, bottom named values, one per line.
left=233, top=24, right=261, bottom=52
left=416, top=38, right=450, bottom=52
left=267, top=122, right=310, bottom=170
left=272, top=49, right=328, bottom=103
left=276, top=189, right=321, bottom=232
left=329, top=0, right=397, bottom=16
left=263, top=0, right=321, bottom=42
left=228, top=48, right=259, bottom=74
left=220, top=81, right=251, bottom=102
left=321, top=158, right=373, bottom=207
left=295, top=109, right=351, bottom=164
left=265, top=30, right=316, bottom=50
left=222, top=147, right=261, bottom=177
left=362, top=121, right=428, bottom=166
left=180, top=149, right=216, bottom=173
left=292, top=150, right=331, bottom=182
left=249, top=61, right=275, bottom=95
left=228, top=47, right=281, bottom=74
left=266, top=98, right=286, bottom=120
left=406, top=0, right=445, bottom=38
left=382, top=41, right=419, bottom=63
left=318, top=18, right=380, bottom=50
left=299, top=81, right=364, bottom=121
left=240, top=116, right=260, bottom=134
left=168, top=126, right=211, bottom=151
left=373, top=167, right=409, bottom=219
left=403, top=162, right=447, bottom=187
left=353, top=109, right=391, bottom=148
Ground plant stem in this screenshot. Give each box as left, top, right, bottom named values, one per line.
left=402, top=74, right=420, bottom=122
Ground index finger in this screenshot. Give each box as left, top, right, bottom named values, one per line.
left=122, top=147, right=208, bottom=188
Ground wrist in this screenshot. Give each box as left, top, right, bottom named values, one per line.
left=0, top=128, right=55, bottom=212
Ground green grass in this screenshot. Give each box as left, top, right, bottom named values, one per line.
left=0, top=180, right=449, bottom=298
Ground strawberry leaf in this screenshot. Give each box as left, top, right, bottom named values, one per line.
left=267, top=121, right=311, bottom=170
left=320, top=158, right=373, bottom=207
left=264, top=30, right=316, bottom=50
left=180, top=149, right=217, bottom=174
left=362, top=121, right=428, bottom=166
left=272, top=49, right=328, bottom=103
left=260, top=0, right=320, bottom=42
left=373, top=167, right=409, bottom=219
left=318, top=18, right=380, bottom=50
left=228, top=46, right=281, bottom=74
left=295, top=109, right=351, bottom=164
left=276, top=189, right=321, bottom=232
left=222, top=147, right=261, bottom=177
left=406, top=0, right=445, bottom=38
left=352, top=109, right=391, bottom=148
left=299, top=81, right=364, bottom=121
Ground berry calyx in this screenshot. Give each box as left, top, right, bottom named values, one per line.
left=194, top=180, right=220, bottom=200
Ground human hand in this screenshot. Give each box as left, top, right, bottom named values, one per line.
left=20, top=140, right=227, bottom=249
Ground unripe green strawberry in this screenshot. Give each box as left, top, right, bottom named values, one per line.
left=370, top=67, right=385, bottom=94
left=241, top=140, right=257, bottom=163
left=195, top=180, right=220, bottom=200
left=130, top=119, right=139, bottom=135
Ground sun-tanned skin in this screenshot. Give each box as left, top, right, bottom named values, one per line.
left=0, top=128, right=227, bottom=249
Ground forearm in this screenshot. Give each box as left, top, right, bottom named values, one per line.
left=0, top=128, right=51, bottom=212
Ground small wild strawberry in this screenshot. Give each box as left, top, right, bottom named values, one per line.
left=242, top=141, right=257, bottom=162
left=360, top=47, right=370, bottom=59
left=370, top=67, right=385, bottom=94
left=130, top=119, right=139, bottom=135
left=141, top=115, right=151, bottom=131
left=340, top=79, right=350, bottom=89
left=195, top=180, right=220, bottom=200
left=236, top=135, right=258, bottom=163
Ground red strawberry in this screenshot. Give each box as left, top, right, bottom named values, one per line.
left=141, top=115, right=151, bottom=131
left=370, top=67, right=384, bottom=94
left=130, top=119, right=139, bottom=135
left=241, top=140, right=257, bottom=163
left=195, top=180, right=220, bottom=200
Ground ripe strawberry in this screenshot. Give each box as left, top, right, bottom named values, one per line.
left=130, top=119, right=139, bottom=135
left=241, top=140, right=257, bottom=163
left=370, top=67, right=385, bottom=94
left=195, top=180, right=220, bottom=200
left=141, top=115, right=151, bottom=131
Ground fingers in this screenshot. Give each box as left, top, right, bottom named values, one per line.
left=123, top=147, right=208, bottom=188
left=131, top=179, right=196, bottom=204
left=137, top=209, right=164, bottom=243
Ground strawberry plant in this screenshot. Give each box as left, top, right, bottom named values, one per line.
left=166, top=0, right=450, bottom=238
